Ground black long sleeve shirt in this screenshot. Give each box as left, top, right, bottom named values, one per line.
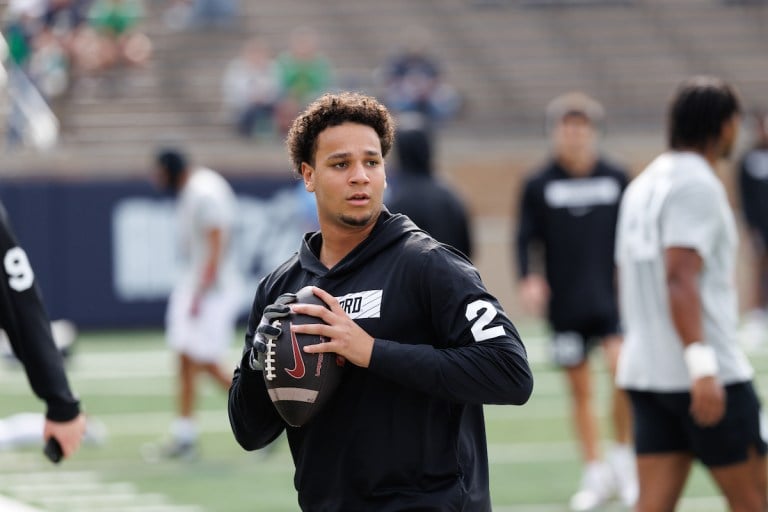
left=516, top=159, right=628, bottom=330
left=229, top=210, right=532, bottom=511
left=0, top=203, right=80, bottom=421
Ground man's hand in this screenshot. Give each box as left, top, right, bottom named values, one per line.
left=249, top=293, right=297, bottom=369
left=293, top=287, right=374, bottom=368
left=190, top=260, right=218, bottom=317
left=43, top=413, right=87, bottom=460
left=519, top=274, right=550, bottom=317
left=690, top=376, right=726, bottom=427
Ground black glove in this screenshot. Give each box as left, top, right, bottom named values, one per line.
left=248, top=293, right=297, bottom=371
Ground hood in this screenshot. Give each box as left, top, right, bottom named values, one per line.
left=394, top=129, right=433, bottom=176
left=298, top=208, right=422, bottom=277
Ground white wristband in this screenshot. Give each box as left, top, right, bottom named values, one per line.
left=684, top=342, right=719, bottom=380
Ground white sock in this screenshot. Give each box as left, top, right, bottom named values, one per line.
left=170, top=417, right=197, bottom=443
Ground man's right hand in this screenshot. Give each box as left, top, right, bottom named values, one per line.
left=43, top=414, right=87, bottom=460
left=518, top=274, right=550, bottom=317
left=690, top=376, right=725, bottom=427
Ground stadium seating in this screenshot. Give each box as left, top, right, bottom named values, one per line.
left=2, top=0, right=767, bottom=180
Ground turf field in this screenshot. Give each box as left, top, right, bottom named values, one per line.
left=0, top=323, right=764, bottom=511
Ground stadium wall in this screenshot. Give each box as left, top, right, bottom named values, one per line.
left=0, top=174, right=314, bottom=329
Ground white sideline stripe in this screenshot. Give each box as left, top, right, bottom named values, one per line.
left=0, top=495, right=45, bottom=512
left=534, top=497, right=732, bottom=511
left=37, top=493, right=167, bottom=507
left=74, top=507, right=203, bottom=512
left=10, top=482, right=135, bottom=496
left=92, top=410, right=231, bottom=435
left=494, top=495, right=725, bottom=512
left=0, top=469, right=202, bottom=512
left=0, top=471, right=100, bottom=483
left=488, top=441, right=577, bottom=463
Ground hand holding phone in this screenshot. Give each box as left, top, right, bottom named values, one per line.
left=44, top=436, right=63, bottom=464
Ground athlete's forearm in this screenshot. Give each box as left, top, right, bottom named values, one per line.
left=665, top=247, right=704, bottom=346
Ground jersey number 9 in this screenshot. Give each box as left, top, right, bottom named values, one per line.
left=4, top=247, right=35, bottom=292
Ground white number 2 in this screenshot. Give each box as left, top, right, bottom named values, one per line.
left=4, top=247, right=35, bottom=292
left=466, top=299, right=505, bottom=342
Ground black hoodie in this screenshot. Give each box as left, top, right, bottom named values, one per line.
left=229, top=210, right=532, bottom=512
left=387, top=129, right=473, bottom=259
left=0, top=203, right=80, bottom=422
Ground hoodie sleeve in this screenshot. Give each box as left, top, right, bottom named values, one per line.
left=0, top=206, right=80, bottom=422
left=515, top=176, right=542, bottom=279
left=227, top=286, right=285, bottom=450
left=368, top=246, right=533, bottom=406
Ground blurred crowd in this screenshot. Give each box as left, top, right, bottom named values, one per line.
left=2, top=0, right=152, bottom=147
left=221, top=24, right=464, bottom=141
left=4, top=0, right=152, bottom=98
left=2, top=0, right=466, bottom=148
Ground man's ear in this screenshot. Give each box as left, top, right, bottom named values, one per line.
left=301, top=162, right=315, bottom=192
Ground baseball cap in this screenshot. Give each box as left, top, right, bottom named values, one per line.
left=545, top=91, right=605, bottom=131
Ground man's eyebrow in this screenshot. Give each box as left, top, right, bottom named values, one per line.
left=326, top=150, right=382, bottom=160
left=326, top=152, right=351, bottom=160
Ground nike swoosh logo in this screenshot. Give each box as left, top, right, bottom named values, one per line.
left=285, top=329, right=306, bottom=379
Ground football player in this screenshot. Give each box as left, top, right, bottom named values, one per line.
left=229, top=91, right=533, bottom=511
left=0, top=202, right=86, bottom=460
left=147, top=147, right=242, bottom=460
left=616, top=76, right=766, bottom=511
left=515, top=92, right=635, bottom=510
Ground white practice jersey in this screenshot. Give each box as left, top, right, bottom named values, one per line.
left=615, top=151, right=753, bottom=391
left=175, top=167, right=239, bottom=292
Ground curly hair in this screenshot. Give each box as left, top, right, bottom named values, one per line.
left=668, top=76, right=741, bottom=152
left=285, top=92, right=395, bottom=176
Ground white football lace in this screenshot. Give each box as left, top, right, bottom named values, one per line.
left=264, top=320, right=279, bottom=381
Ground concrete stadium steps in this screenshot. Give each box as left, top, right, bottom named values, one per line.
left=6, top=0, right=768, bottom=176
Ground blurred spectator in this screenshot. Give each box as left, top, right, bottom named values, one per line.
left=386, top=114, right=473, bottom=259
left=737, top=109, right=768, bottom=350
left=3, top=0, right=63, bottom=149
left=378, top=25, right=463, bottom=129
left=163, top=0, right=240, bottom=31
left=274, top=26, right=333, bottom=135
left=221, top=37, right=281, bottom=139
left=27, top=27, right=69, bottom=99
left=4, top=0, right=39, bottom=69
left=515, top=92, right=635, bottom=510
left=75, top=0, right=152, bottom=75
left=42, top=0, right=90, bottom=66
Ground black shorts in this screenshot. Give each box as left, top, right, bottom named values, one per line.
left=550, top=314, right=621, bottom=368
left=628, top=382, right=768, bottom=467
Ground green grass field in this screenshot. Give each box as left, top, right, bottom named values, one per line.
left=0, top=323, right=765, bottom=511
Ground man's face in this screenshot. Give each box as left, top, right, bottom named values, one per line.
left=720, top=113, right=741, bottom=159
left=552, top=113, right=596, bottom=159
left=152, top=164, right=181, bottom=196
left=301, top=122, right=386, bottom=231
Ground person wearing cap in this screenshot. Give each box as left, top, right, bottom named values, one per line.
left=515, top=92, right=635, bottom=510
left=146, top=147, right=242, bottom=461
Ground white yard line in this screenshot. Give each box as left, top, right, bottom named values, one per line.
left=0, top=495, right=46, bottom=512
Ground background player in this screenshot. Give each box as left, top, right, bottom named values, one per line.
left=386, top=113, right=473, bottom=259
left=0, top=201, right=86, bottom=460
left=148, top=147, right=242, bottom=460
left=737, top=109, right=768, bottom=350
left=515, top=92, right=635, bottom=510
left=228, top=92, right=532, bottom=510
left=615, top=76, right=766, bottom=511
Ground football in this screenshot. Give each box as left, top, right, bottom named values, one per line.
left=262, top=286, right=345, bottom=427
